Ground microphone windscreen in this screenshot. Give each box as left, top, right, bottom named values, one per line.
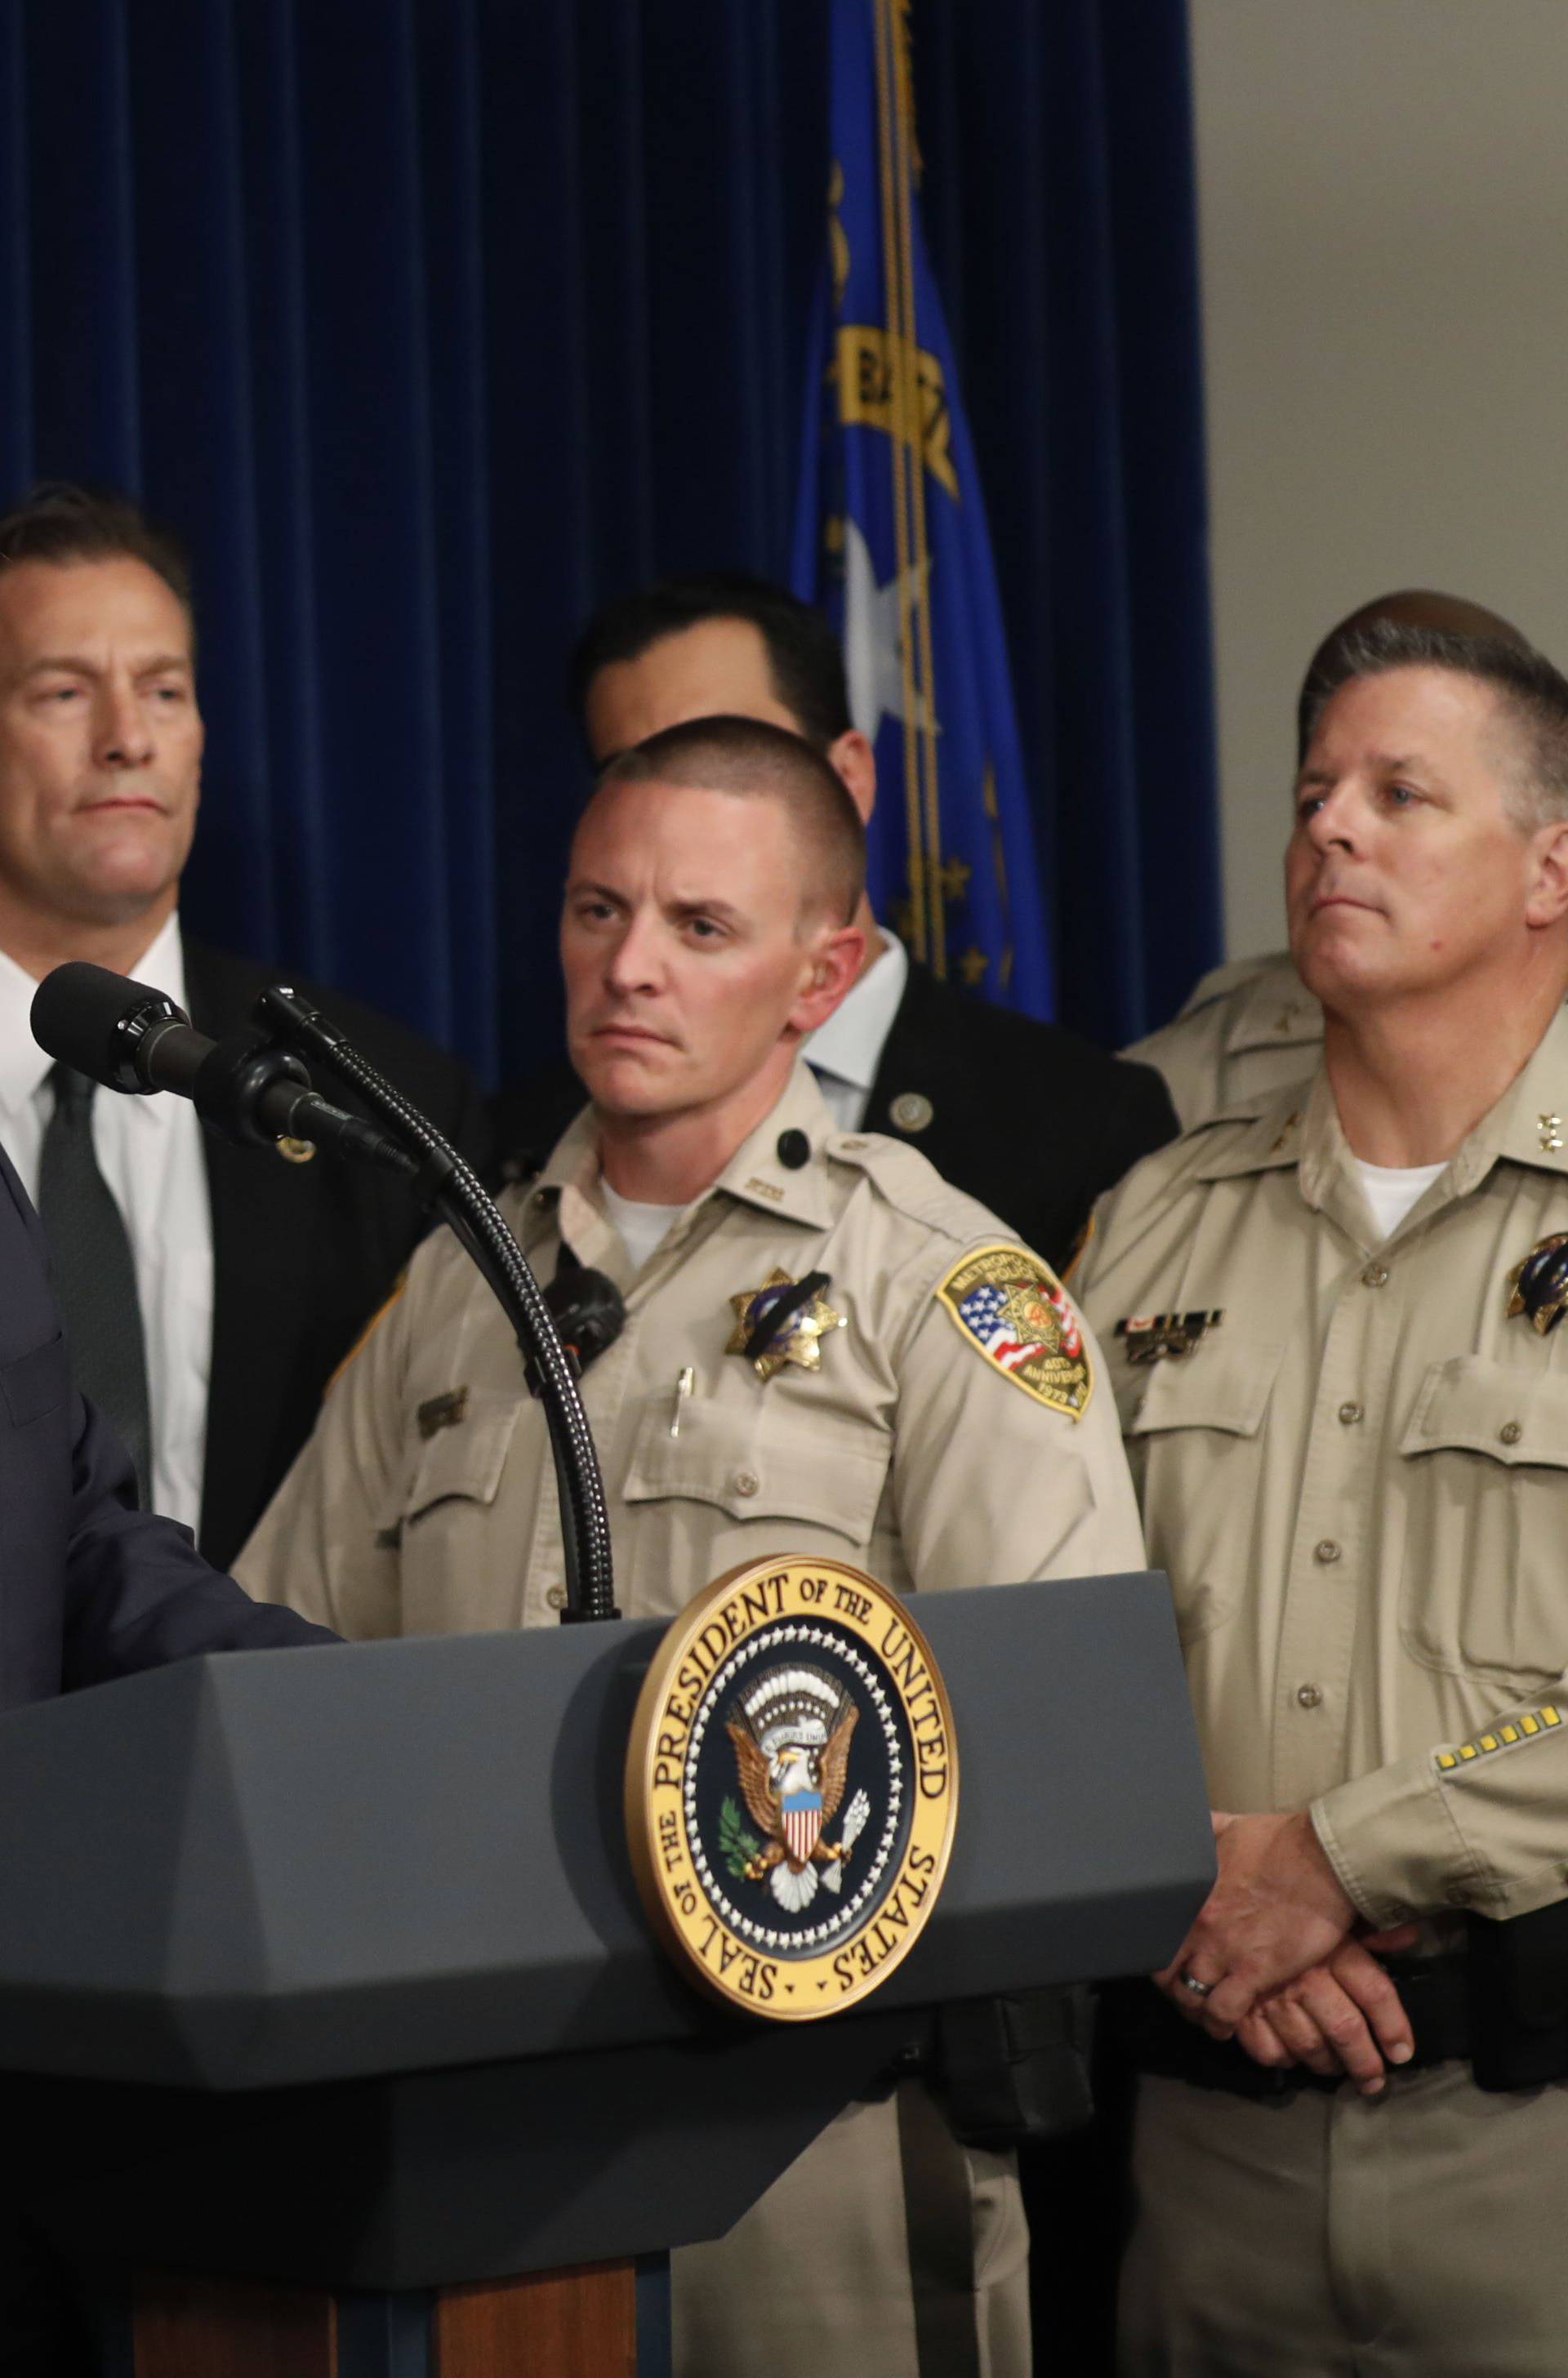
left=31, top=963, right=187, bottom=1093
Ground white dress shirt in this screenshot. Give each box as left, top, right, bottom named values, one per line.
left=0, top=912, right=214, bottom=1533
left=804, top=932, right=909, bottom=1133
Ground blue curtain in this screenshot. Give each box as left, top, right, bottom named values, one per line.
left=0, top=0, right=1217, bottom=1081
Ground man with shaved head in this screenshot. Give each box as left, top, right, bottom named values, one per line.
left=1125, top=590, right=1532, bottom=1127
left=238, top=714, right=1146, bottom=2378
left=499, top=570, right=1179, bottom=1276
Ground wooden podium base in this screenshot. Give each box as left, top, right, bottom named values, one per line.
left=117, top=2256, right=667, bottom=2378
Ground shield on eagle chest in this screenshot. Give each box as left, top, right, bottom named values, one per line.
left=782, top=1786, right=824, bottom=1866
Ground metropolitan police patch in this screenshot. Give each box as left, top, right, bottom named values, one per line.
left=626, top=1557, right=959, bottom=2020
left=934, top=1242, right=1094, bottom=1419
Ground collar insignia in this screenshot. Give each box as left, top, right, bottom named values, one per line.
left=728, top=1267, right=846, bottom=1382
left=1508, top=1236, right=1568, bottom=1334
left=1541, top=1114, right=1565, bottom=1154
left=1116, top=1311, right=1223, bottom=1365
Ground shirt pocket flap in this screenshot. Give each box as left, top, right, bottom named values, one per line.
left=399, top=1392, right=522, bottom=1523
left=1127, top=1336, right=1287, bottom=1441
left=621, top=1399, right=886, bottom=1539
left=1399, top=1357, right=1568, bottom=1469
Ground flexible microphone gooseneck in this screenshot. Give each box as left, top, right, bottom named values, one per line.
left=249, top=982, right=617, bottom=1627
left=29, top=963, right=414, bottom=1176
left=30, top=962, right=618, bottom=1625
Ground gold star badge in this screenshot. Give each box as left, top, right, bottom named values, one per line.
left=1508, top=1233, right=1568, bottom=1334
left=727, top=1267, right=846, bottom=1382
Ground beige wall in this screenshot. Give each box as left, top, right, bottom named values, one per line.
left=1191, top=0, right=1568, bottom=970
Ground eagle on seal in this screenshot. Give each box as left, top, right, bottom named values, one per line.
left=727, top=1663, right=871, bottom=1913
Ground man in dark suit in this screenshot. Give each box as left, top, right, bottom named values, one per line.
left=0, top=1119, right=336, bottom=2371
left=0, top=484, right=485, bottom=1571
left=180, top=943, right=486, bottom=1567
left=497, top=575, right=1176, bottom=1268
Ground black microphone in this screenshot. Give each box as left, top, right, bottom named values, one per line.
left=30, top=962, right=415, bottom=1176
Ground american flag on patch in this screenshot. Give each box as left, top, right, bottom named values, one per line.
left=957, top=1282, right=1048, bottom=1375
left=782, top=1790, right=824, bottom=1864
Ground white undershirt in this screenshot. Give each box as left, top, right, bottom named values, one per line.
left=600, top=1181, right=684, bottom=1272
left=805, top=933, right=910, bottom=1133
left=0, top=913, right=213, bottom=1533
left=1354, top=1156, right=1448, bottom=1243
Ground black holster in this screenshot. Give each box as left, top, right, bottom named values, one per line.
left=925, top=1988, right=1095, bottom=2149
left=1468, top=1900, right=1568, bottom=2091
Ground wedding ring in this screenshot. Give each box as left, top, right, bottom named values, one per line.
left=1181, top=1972, right=1215, bottom=1999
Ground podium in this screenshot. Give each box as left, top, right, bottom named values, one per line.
left=0, top=1571, right=1212, bottom=2375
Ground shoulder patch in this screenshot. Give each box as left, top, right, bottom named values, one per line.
left=934, top=1243, right=1094, bottom=1420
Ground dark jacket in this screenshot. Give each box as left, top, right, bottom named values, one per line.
left=0, top=1134, right=332, bottom=1714
left=854, top=960, right=1178, bottom=1271
left=494, top=960, right=1177, bottom=1277
left=183, top=942, right=488, bottom=1570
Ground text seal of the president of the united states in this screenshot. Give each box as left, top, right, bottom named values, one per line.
left=626, top=1556, right=960, bottom=2019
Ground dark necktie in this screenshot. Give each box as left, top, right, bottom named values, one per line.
left=36, top=1062, right=153, bottom=1507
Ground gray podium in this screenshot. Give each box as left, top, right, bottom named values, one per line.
left=0, top=1571, right=1212, bottom=2377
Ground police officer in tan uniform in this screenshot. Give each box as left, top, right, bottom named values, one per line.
left=1080, top=620, right=1568, bottom=2375
left=239, top=714, right=1145, bottom=2378
left=1125, top=591, right=1531, bottom=1133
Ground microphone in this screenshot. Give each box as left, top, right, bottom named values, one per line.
left=30, top=963, right=415, bottom=1176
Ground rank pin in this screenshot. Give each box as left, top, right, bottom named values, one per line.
left=1115, top=1311, right=1223, bottom=1365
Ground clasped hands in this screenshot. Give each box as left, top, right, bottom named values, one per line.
left=1154, top=1810, right=1419, bottom=2097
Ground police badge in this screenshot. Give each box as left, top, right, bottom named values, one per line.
left=626, top=1557, right=959, bottom=2019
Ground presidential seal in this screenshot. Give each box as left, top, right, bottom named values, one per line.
left=626, top=1556, right=959, bottom=2020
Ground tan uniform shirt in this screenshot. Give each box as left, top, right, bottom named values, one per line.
left=238, top=1062, right=1145, bottom=1637
left=1124, top=951, right=1324, bottom=1132
left=1077, top=1010, right=1568, bottom=1931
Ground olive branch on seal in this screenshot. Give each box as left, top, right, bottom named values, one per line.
left=719, top=1795, right=762, bottom=1881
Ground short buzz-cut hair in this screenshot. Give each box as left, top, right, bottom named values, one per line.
left=0, top=481, right=194, bottom=625
left=569, top=573, right=853, bottom=752
left=595, top=714, right=866, bottom=925
left=1301, top=620, right=1568, bottom=832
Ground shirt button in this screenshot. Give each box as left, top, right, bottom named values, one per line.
left=545, top=1583, right=567, bottom=1610
left=733, top=1469, right=760, bottom=1498
left=1499, top=1420, right=1523, bottom=1446
left=1338, top=1401, right=1364, bottom=1426
left=1361, top=1263, right=1390, bottom=1289
left=1314, top=1539, right=1342, bottom=1565
left=1296, top=1682, right=1324, bottom=1710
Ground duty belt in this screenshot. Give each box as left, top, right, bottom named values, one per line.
left=1102, top=1959, right=1472, bottom=2104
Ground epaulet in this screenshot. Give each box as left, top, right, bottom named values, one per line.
left=1174, top=951, right=1290, bottom=1020
left=1185, top=1082, right=1284, bottom=1135
left=1088, top=1086, right=1290, bottom=1236
left=824, top=1129, right=1002, bottom=1246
